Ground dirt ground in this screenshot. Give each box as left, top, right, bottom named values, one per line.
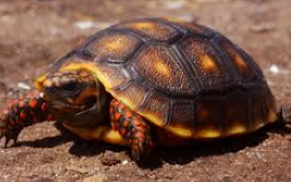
left=0, top=0, right=291, bottom=181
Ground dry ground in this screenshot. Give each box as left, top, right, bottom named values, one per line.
left=0, top=0, right=291, bottom=181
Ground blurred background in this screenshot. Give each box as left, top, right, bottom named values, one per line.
left=0, top=0, right=291, bottom=182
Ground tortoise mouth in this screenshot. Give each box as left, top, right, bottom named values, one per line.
left=49, top=100, right=87, bottom=112
left=44, top=93, right=98, bottom=117
left=46, top=98, right=102, bottom=128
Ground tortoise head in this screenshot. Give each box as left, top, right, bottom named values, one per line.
left=34, top=68, right=107, bottom=127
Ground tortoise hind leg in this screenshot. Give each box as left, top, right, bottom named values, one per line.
left=110, top=99, right=154, bottom=161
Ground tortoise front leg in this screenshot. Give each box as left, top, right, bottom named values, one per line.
left=0, top=95, right=55, bottom=146
left=110, top=99, right=154, bottom=161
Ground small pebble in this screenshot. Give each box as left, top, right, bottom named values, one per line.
left=166, top=0, right=186, bottom=10
left=269, top=64, right=280, bottom=74
left=177, top=14, right=197, bottom=22
left=39, top=92, right=44, bottom=98
left=17, top=82, right=31, bottom=90
left=100, top=151, right=121, bottom=166
left=74, top=21, right=98, bottom=30
left=74, top=21, right=111, bottom=30
left=251, top=23, right=275, bottom=33
left=122, top=160, right=129, bottom=165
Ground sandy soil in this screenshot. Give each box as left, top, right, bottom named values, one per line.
left=0, top=0, right=291, bottom=181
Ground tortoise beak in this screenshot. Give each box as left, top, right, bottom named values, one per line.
left=34, top=74, right=47, bottom=91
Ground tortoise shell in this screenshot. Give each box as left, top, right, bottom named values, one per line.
left=46, top=18, right=278, bottom=139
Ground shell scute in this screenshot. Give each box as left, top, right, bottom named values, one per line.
left=195, top=96, right=225, bottom=134
left=132, top=45, right=194, bottom=96
left=163, top=18, right=215, bottom=38
left=180, top=37, right=233, bottom=90
left=115, top=19, right=181, bottom=42
left=249, top=87, right=278, bottom=130
left=224, top=90, right=249, bottom=134
left=112, top=82, right=149, bottom=111
left=141, top=92, right=170, bottom=127
left=169, top=100, right=195, bottom=128
left=219, top=38, right=259, bottom=83
left=87, top=31, right=142, bottom=63
left=93, top=64, right=131, bottom=90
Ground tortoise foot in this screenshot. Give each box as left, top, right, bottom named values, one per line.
left=0, top=95, right=55, bottom=147
left=129, top=127, right=154, bottom=162
left=0, top=109, right=21, bottom=147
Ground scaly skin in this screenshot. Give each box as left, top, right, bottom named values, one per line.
left=110, top=99, right=154, bottom=161
left=0, top=94, right=55, bottom=146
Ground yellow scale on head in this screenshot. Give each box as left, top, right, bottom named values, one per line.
left=35, top=74, right=48, bottom=90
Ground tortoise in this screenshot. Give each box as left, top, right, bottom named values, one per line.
left=0, top=18, right=290, bottom=161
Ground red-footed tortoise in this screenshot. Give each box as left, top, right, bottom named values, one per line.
left=0, top=18, right=290, bottom=161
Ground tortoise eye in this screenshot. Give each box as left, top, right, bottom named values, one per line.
left=61, top=82, right=81, bottom=95
left=63, top=82, right=78, bottom=91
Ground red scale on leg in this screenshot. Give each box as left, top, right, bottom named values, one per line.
left=134, top=131, right=145, bottom=140
left=10, top=120, right=17, bottom=126
left=19, top=101, right=26, bottom=109
left=41, top=103, right=47, bottom=112
left=12, top=105, right=19, bottom=113
left=29, top=99, right=38, bottom=109
left=125, top=111, right=133, bottom=118
left=122, top=120, right=131, bottom=127
left=46, top=114, right=55, bottom=121
left=119, top=127, right=127, bottom=136
left=19, top=111, right=27, bottom=120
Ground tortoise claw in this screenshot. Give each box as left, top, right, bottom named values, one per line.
left=0, top=129, right=20, bottom=148
left=0, top=110, right=20, bottom=148
left=2, top=130, right=20, bottom=148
